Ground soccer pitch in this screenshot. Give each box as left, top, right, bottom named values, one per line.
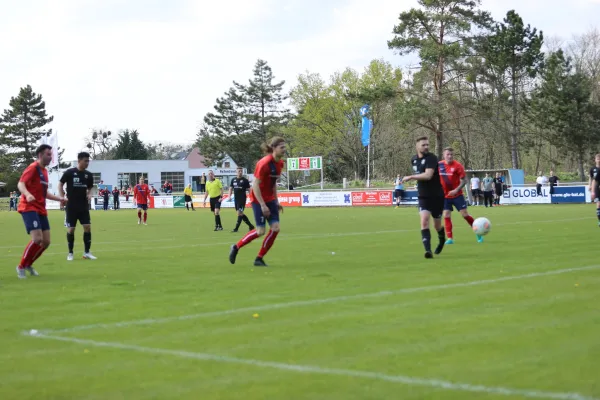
left=0, top=205, right=598, bottom=400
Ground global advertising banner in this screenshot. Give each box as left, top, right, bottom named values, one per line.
left=352, top=191, right=393, bottom=206
left=501, top=186, right=551, bottom=205
left=400, top=190, right=419, bottom=205
left=301, top=191, right=352, bottom=207
left=551, top=186, right=588, bottom=203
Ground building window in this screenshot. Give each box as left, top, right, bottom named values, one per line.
left=223, top=161, right=231, bottom=168
left=117, top=172, right=148, bottom=190
left=161, top=172, right=185, bottom=192
left=92, top=173, right=102, bottom=185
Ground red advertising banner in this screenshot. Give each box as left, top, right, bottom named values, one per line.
left=277, top=192, right=302, bottom=207
left=299, top=157, right=310, bottom=170
left=351, top=191, right=393, bottom=206
left=148, top=196, right=155, bottom=209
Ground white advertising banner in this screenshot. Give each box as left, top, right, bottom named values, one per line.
left=46, top=199, right=61, bottom=210
left=500, top=186, right=551, bottom=205
left=300, top=191, right=352, bottom=207
left=153, top=196, right=174, bottom=209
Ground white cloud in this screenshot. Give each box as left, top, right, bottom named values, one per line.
left=0, top=0, right=598, bottom=160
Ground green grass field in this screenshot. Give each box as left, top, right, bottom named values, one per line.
left=0, top=205, right=599, bottom=400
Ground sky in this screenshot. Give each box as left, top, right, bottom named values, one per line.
left=1, top=0, right=599, bottom=161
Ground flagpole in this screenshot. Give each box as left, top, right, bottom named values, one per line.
left=367, top=143, right=370, bottom=188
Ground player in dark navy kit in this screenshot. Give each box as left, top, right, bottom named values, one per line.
left=589, top=154, right=600, bottom=226
left=402, top=137, right=446, bottom=258
left=59, top=152, right=96, bottom=261
left=228, top=167, right=255, bottom=233
left=16, top=144, right=67, bottom=278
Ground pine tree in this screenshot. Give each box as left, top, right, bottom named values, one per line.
left=484, top=10, right=544, bottom=169
left=199, top=59, right=289, bottom=168
left=0, top=85, right=54, bottom=165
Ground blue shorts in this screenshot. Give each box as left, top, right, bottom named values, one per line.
left=137, top=204, right=148, bottom=211
left=444, top=195, right=468, bottom=212
left=252, top=201, right=280, bottom=227
left=21, top=211, right=50, bottom=234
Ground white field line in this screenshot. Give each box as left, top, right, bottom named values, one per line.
left=0, top=217, right=589, bottom=259
left=24, top=333, right=599, bottom=400
left=44, top=265, right=600, bottom=334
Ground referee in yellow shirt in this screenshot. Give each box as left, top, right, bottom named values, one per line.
left=203, top=170, right=224, bottom=231
left=184, top=184, right=195, bottom=211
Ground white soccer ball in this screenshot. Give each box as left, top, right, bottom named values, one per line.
left=472, top=217, right=491, bottom=236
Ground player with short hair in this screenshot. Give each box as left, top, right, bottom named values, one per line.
left=184, top=184, right=195, bottom=211
left=438, top=147, right=477, bottom=244
left=402, top=137, right=446, bottom=259
left=133, top=176, right=150, bottom=225
left=229, top=137, right=286, bottom=267
left=59, top=152, right=96, bottom=261
left=229, top=167, right=255, bottom=232
left=16, top=144, right=66, bottom=278
left=589, top=154, right=600, bottom=226
left=203, top=170, right=224, bottom=231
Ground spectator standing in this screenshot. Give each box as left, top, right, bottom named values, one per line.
left=482, top=173, right=494, bottom=208
left=470, top=175, right=481, bottom=206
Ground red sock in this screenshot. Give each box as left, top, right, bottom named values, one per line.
left=464, top=215, right=474, bottom=226
left=258, top=230, right=279, bottom=258
left=143, top=212, right=147, bottom=223
left=31, top=246, right=47, bottom=263
left=137, top=211, right=142, bottom=220
left=444, top=217, right=453, bottom=239
left=237, top=229, right=259, bottom=249
left=19, top=241, right=43, bottom=268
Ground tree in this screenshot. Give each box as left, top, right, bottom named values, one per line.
left=0, top=85, right=54, bottom=165
left=484, top=10, right=544, bottom=169
left=238, top=59, right=290, bottom=142
left=198, top=59, right=290, bottom=169
left=532, top=51, right=600, bottom=180
left=388, top=0, right=491, bottom=158
left=85, top=130, right=115, bottom=160
left=146, top=142, right=193, bottom=160
left=113, top=129, right=148, bottom=160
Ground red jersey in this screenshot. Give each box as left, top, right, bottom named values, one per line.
left=17, top=162, right=49, bottom=216
left=438, top=160, right=466, bottom=199
left=133, top=184, right=150, bottom=204
left=250, top=154, right=284, bottom=204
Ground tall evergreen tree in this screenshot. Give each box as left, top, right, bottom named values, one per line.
left=0, top=85, right=54, bottom=165
left=113, top=129, right=148, bottom=160
left=198, top=59, right=289, bottom=169
left=388, top=0, right=491, bottom=158
left=237, top=59, right=290, bottom=142
left=533, top=50, right=600, bottom=179
left=484, top=10, right=544, bottom=169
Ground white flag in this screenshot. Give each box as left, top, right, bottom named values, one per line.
left=47, top=131, right=59, bottom=168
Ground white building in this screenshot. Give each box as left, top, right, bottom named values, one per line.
left=82, top=148, right=245, bottom=192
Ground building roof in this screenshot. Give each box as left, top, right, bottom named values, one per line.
left=185, top=147, right=208, bottom=169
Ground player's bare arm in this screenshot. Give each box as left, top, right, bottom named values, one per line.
left=17, top=181, right=36, bottom=202
left=449, top=177, right=468, bottom=197
left=252, top=178, right=270, bottom=217
left=403, top=168, right=435, bottom=183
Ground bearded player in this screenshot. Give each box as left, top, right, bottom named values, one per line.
left=133, top=176, right=150, bottom=225
left=229, top=137, right=286, bottom=267
left=438, top=147, right=479, bottom=243
left=16, top=144, right=67, bottom=278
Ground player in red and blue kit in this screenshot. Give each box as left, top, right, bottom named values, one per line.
left=133, top=176, right=150, bottom=225
left=229, top=137, right=286, bottom=267
left=16, top=144, right=66, bottom=279
left=438, top=147, right=478, bottom=244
